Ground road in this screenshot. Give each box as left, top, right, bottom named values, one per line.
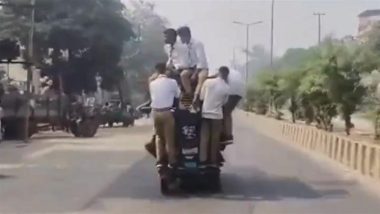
left=1, top=115, right=380, bottom=214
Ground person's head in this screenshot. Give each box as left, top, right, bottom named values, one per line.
left=155, top=63, right=167, bottom=74
left=164, top=28, right=177, bottom=45
left=218, top=66, right=230, bottom=83
left=177, top=26, right=192, bottom=44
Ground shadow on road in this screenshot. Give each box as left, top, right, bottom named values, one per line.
left=84, top=155, right=350, bottom=208
left=0, top=174, right=14, bottom=180
left=216, top=169, right=349, bottom=201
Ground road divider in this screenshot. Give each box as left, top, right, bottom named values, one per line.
left=246, top=112, right=380, bottom=182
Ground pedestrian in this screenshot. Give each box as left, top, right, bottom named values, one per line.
left=199, top=66, right=230, bottom=168
left=149, top=63, right=181, bottom=169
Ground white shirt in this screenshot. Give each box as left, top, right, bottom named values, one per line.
left=208, top=69, right=245, bottom=97
left=189, top=39, right=208, bottom=69
left=149, top=75, right=181, bottom=109
left=164, top=42, right=189, bottom=69
left=200, top=77, right=230, bottom=119
left=164, top=39, right=208, bottom=70
left=228, top=69, right=245, bottom=97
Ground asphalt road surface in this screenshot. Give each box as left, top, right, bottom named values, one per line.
left=1, top=115, right=380, bottom=214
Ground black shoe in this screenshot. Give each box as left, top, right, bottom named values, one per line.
left=156, top=161, right=168, bottom=169
left=168, top=162, right=179, bottom=170
left=208, top=164, right=219, bottom=169
left=199, top=161, right=209, bottom=169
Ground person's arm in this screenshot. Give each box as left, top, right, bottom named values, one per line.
left=224, top=86, right=231, bottom=104
left=199, top=80, right=208, bottom=101
left=173, top=80, right=181, bottom=98
left=195, top=42, right=208, bottom=70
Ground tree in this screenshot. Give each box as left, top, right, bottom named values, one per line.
left=0, top=38, right=20, bottom=61
left=121, top=0, right=167, bottom=104
left=0, top=0, right=134, bottom=94
left=277, top=69, right=305, bottom=123
left=254, top=71, right=287, bottom=119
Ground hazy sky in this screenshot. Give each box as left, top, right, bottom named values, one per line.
left=130, top=0, right=380, bottom=70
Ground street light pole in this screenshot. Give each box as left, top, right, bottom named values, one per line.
left=270, top=0, right=275, bottom=67
left=233, top=20, right=262, bottom=111
left=27, top=0, right=35, bottom=93
left=313, top=12, right=325, bottom=45
left=245, top=25, right=249, bottom=82
left=24, top=0, right=36, bottom=142
left=233, top=21, right=263, bottom=85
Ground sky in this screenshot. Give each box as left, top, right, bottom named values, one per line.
left=127, top=0, right=380, bottom=70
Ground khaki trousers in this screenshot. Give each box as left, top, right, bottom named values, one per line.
left=181, top=69, right=208, bottom=95
left=153, top=110, right=176, bottom=165
left=199, top=118, right=222, bottom=164
left=194, top=69, right=208, bottom=97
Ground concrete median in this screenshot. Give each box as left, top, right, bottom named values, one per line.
left=246, top=112, right=380, bottom=182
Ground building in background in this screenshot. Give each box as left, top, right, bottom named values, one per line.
left=358, top=9, right=380, bottom=41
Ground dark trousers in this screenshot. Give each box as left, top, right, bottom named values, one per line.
left=223, top=95, right=242, bottom=138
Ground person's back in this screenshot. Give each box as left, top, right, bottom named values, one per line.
left=199, top=66, right=230, bottom=167
left=150, top=77, right=179, bottom=109
left=149, top=63, right=180, bottom=169
left=228, top=69, right=245, bottom=97
left=201, top=77, right=229, bottom=120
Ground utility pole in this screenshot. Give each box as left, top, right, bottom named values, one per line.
left=27, top=0, right=35, bottom=93
left=270, top=0, right=275, bottom=67
left=24, top=0, right=36, bottom=142
left=233, top=20, right=262, bottom=110
left=313, top=12, right=325, bottom=45
left=233, top=21, right=263, bottom=84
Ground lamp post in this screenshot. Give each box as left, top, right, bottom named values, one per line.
left=233, top=20, right=263, bottom=111
left=270, top=0, right=275, bottom=67
left=233, top=21, right=263, bottom=84
left=313, top=12, right=326, bottom=45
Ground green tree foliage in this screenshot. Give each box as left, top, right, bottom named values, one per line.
left=121, top=0, right=167, bottom=103
left=248, top=36, right=377, bottom=135
left=0, top=0, right=134, bottom=94
left=0, top=38, right=20, bottom=61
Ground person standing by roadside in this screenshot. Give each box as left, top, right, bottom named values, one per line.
left=199, top=66, right=230, bottom=168
left=149, top=63, right=181, bottom=168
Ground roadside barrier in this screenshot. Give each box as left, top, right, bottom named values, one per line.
left=248, top=113, right=380, bottom=181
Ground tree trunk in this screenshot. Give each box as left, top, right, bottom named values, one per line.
left=375, top=111, right=380, bottom=140
left=344, top=114, right=352, bottom=135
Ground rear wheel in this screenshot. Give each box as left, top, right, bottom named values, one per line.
left=160, top=178, right=170, bottom=195
left=207, top=170, right=221, bottom=192
left=3, top=119, right=26, bottom=140
left=79, top=119, right=99, bottom=137
left=70, top=118, right=99, bottom=138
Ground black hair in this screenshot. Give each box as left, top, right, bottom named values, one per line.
left=219, top=66, right=230, bottom=83
left=177, top=26, right=191, bottom=36
left=164, top=28, right=177, bottom=37
left=155, top=63, right=167, bottom=74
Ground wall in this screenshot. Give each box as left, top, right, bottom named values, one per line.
left=248, top=113, right=380, bottom=182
